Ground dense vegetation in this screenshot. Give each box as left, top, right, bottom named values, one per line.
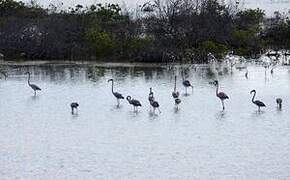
left=0, top=0, right=289, bottom=63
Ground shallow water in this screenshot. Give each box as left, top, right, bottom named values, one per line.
left=1, top=63, right=290, bottom=179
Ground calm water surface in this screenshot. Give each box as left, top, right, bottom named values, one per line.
left=0, top=63, right=290, bottom=179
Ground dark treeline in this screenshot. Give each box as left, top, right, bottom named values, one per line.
left=0, top=0, right=289, bottom=63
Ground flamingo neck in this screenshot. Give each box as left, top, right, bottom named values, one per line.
left=182, top=71, right=185, bottom=81
left=216, top=84, right=219, bottom=96
left=251, top=91, right=256, bottom=103
left=174, top=77, right=177, bottom=92
left=111, top=80, right=114, bottom=94
left=27, top=73, right=31, bottom=85
left=1, top=72, right=6, bottom=80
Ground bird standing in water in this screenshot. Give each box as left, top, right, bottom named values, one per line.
left=148, top=88, right=161, bottom=114
left=172, top=76, right=181, bottom=108
left=0, top=71, right=7, bottom=80
left=230, top=62, right=236, bottom=74
left=245, top=70, right=248, bottom=79
left=127, top=96, right=142, bottom=112
left=148, top=87, right=154, bottom=103
left=270, top=68, right=274, bottom=74
left=172, top=76, right=180, bottom=99
left=250, top=90, right=266, bottom=111
left=25, top=72, right=41, bottom=96
left=182, top=80, right=193, bottom=95
left=182, top=70, right=193, bottom=95
left=276, top=98, right=282, bottom=110
left=214, top=80, right=229, bottom=110
left=71, top=102, right=79, bottom=114
left=108, top=79, right=124, bottom=106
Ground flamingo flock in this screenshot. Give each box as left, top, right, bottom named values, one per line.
left=0, top=65, right=285, bottom=115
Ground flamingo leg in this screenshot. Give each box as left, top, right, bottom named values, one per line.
left=221, top=100, right=225, bottom=110
left=34, top=90, right=36, bottom=96
left=158, top=108, right=161, bottom=114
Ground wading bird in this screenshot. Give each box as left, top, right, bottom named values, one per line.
left=174, top=98, right=181, bottom=109
left=270, top=68, right=274, bottom=74
left=172, top=76, right=181, bottom=108
left=126, top=96, right=142, bottom=111
left=264, top=64, right=269, bottom=77
left=148, top=87, right=154, bottom=103
left=250, top=90, right=266, bottom=111
left=148, top=88, right=161, bottom=114
left=276, top=98, right=282, bottom=109
left=25, top=72, right=41, bottom=96
left=245, top=70, right=248, bottom=79
left=172, top=76, right=180, bottom=99
left=181, top=70, right=193, bottom=95
left=182, top=80, right=193, bottom=95
left=230, top=62, right=236, bottom=74
left=214, top=80, right=229, bottom=110
left=108, top=79, right=124, bottom=106
left=0, top=71, right=7, bottom=80
left=71, top=102, right=79, bottom=114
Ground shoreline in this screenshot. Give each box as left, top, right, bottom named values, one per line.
left=0, top=60, right=210, bottom=68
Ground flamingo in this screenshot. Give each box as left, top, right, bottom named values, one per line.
left=182, top=80, right=193, bottom=95
left=230, top=62, right=236, bottom=74
left=172, top=76, right=181, bottom=108
left=174, top=98, right=181, bottom=109
left=71, top=102, right=79, bottom=114
left=0, top=71, right=7, bottom=80
left=108, top=79, right=124, bottom=106
left=148, top=88, right=161, bottom=114
left=148, top=87, right=154, bottom=102
left=25, top=72, right=41, bottom=96
left=245, top=70, right=248, bottom=79
left=270, top=67, right=274, bottom=75
left=181, top=70, right=193, bottom=95
left=270, top=62, right=277, bottom=74
left=276, top=98, right=282, bottom=109
left=214, top=80, right=229, bottom=110
left=250, top=90, right=266, bottom=111
left=172, top=76, right=180, bottom=98
left=126, top=96, right=142, bottom=111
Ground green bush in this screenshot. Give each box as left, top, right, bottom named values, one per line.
left=86, top=24, right=116, bottom=58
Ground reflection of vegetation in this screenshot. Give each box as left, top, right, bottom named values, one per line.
left=0, top=0, right=289, bottom=62
left=206, top=68, right=216, bottom=78
left=87, top=66, right=106, bottom=82
left=223, top=67, right=229, bottom=74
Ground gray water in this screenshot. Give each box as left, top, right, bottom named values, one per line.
left=1, top=63, right=290, bottom=180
